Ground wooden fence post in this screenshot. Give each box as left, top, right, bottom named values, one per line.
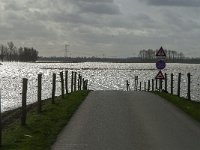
left=52, top=73, right=56, bottom=104
left=156, top=79, right=158, bottom=90
left=171, top=73, right=174, bottom=95
left=148, top=80, right=150, bottom=92
left=65, top=71, right=68, bottom=94
left=71, top=71, right=74, bottom=93
left=187, top=73, right=191, bottom=100
left=21, top=78, right=28, bottom=126
left=78, top=74, right=80, bottom=91
left=37, top=74, right=42, bottom=113
left=83, top=80, right=85, bottom=90
left=152, top=79, right=154, bottom=91
left=159, top=79, right=163, bottom=92
left=82, top=78, right=85, bottom=90
left=0, top=90, right=2, bottom=146
left=165, top=73, right=167, bottom=92
left=60, top=72, right=64, bottom=98
left=83, top=78, right=88, bottom=90
left=126, top=80, right=129, bottom=91
left=85, top=80, right=88, bottom=90
left=177, top=73, right=181, bottom=97
left=80, top=75, right=82, bottom=90
left=139, top=82, right=142, bottom=91
left=74, top=72, right=77, bottom=91
left=135, top=76, right=138, bottom=91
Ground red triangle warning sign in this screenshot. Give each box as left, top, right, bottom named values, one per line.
left=156, top=46, right=166, bottom=57
left=155, top=70, right=165, bottom=79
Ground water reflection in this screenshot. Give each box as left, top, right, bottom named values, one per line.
left=0, top=62, right=200, bottom=112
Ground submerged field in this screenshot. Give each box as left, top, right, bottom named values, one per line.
left=0, top=62, right=200, bottom=112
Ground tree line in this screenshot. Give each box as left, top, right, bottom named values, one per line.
left=138, top=49, right=185, bottom=60
left=38, top=55, right=200, bottom=64
left=0, top=42, right=38, bottom=62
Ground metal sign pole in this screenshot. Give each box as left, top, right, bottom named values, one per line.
left=155, top=46, right=167, bottom=88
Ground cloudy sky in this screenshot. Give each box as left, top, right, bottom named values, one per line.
left=0, top=0, right=200, bottom=57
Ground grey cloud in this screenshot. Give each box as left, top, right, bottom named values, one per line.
left=3, top=2, right=26, bottom=11
left=49, top=9, right=154, bottom=30
left=1, top=0, right=200, bottom=57
left=49, top=11, right=101, bottom=27
left=70, top=0, right=121, bottom=15
left=76, top=0, right=114, bottom=3
left=161, top=10, right=200, bottom=32
left=142, top=0, right=200, bottom=7
left=80, top=3, right=120, bottom=15
left=0, top=20, right=55, bottom=41
left=49, top=10, right=124, bottom=28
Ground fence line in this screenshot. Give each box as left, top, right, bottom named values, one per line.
left=130, top=72, right=192, bottom=101
left=0, top=70, right=89, bottom=146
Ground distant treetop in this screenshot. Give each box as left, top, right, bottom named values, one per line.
left=0, top=42, right=39, bottom=62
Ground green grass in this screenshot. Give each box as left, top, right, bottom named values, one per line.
left=154, top=92, right=200, bottom=122
left=1, top=90, right=90, bottom=150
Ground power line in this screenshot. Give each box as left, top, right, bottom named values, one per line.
left=65, top=44, right=70, bottom=57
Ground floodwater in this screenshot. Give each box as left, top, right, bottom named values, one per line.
left=0, top=62, right=200, bottom=112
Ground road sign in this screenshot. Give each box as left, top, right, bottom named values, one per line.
left=156, top=60, right=166, bottom=70
left=156, top=46, right=166, bottom=57
left=156, top=70, right=165, bottom=79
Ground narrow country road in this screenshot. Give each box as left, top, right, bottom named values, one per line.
left=51, top=91, right=200, bottom=150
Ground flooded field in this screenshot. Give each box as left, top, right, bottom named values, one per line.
left=0, top=62, right=200, bottom=112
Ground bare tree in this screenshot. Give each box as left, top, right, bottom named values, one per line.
left=0, top=45, right=8, bottom=62
left=7, top=41, right=17, bottom=61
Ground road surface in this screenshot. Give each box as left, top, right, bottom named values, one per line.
left=52, top=91, right=200, bottom=150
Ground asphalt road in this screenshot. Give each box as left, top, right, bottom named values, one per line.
left=51, top=91, right=200, bottom=150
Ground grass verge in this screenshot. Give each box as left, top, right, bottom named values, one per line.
left=154, top=92, right=200, bottom=122
left=1, top=90, right=90, bottom=150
